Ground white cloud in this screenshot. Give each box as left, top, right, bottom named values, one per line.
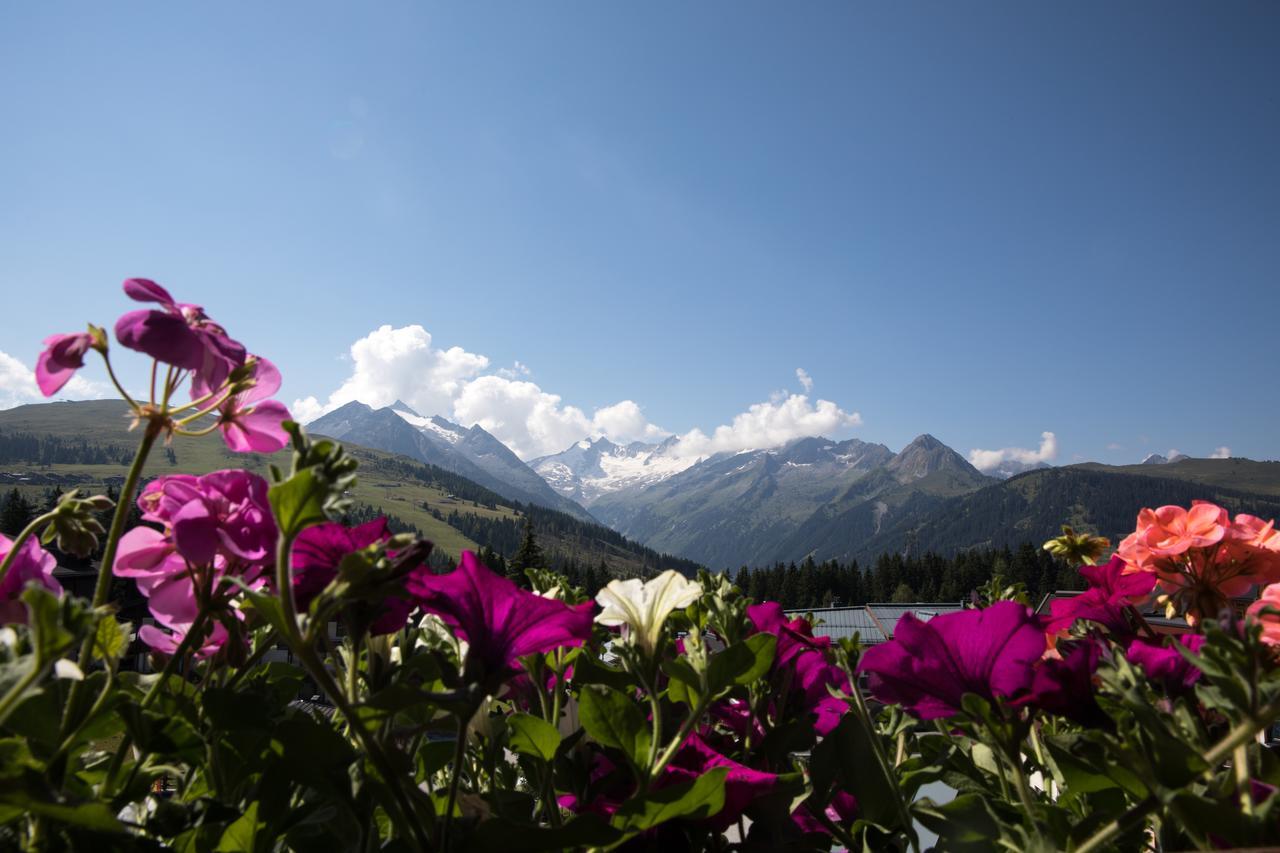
left=0, top=350, right=104, bottom=409
left=968, top=431, right=1058, bottom=474
left=796, top=368, right=813, bottom=393
left=674, top=394, right=862, bottom=459
left=1210, top=446, right=1231, bottom=459
left=1106, top=442, right=1123, bottom=451
left=295, top=324, right=864, bottom=460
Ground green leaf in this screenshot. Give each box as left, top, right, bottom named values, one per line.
left=572, top=654, right=636, bottom=692
left=578, top=685, right=652, bottom=771
left=810, top=714, right=906, bottom=830
left=269, top=468, right=330, bottom=539
left=0, top=787, right=124, bottom=833
left=706, top=632, right=776, bottom=695
left=91, top=615, right=129, bottom=663
left=913, top=793, right=1000, bottom=849
left=507, top=713, right=561, bottom=762
left=660, top=658, right=701, bottom=707
left=216, top=801, right=262, bottom=852
left=611, top=767, right=727, bottom=833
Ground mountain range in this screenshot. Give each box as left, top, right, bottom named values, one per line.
left=308, top=400, right=595, bottom=522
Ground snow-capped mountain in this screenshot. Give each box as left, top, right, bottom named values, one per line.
left=308, top=400, right=595, bottom=521
left=529, top=435, right=696, bottom=506
left=984, top=460, right=1052, bottom=479
left=1141, top=452, right=1190, bottom=465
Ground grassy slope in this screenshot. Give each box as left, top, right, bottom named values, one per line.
left=0, top=401, right=684, bottom=574
left=1072, top=458, right=1280, bottom=497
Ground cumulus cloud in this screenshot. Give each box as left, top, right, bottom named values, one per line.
left=294, top=324, right=863, bottom=460
left=796, top=368, right=813, bottom=393
left=674, top=394, right=862, bottom=460
left=1210, top=446, right=1231, bottom=459
left=968, top=431, right=1058, bottom=474
left=0, top=349, right=103, bottom=409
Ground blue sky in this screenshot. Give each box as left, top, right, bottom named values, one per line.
left=1, top=3, right=1277, bottom=465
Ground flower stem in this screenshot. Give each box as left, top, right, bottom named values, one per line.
left=844, top=657, right=919, bottom=853
left=1075, top=695, right=1280, bottom=853
left=441, top=714, right=470, bottom=850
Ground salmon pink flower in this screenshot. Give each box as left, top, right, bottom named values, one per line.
left=595, top=570, right=701, bottom=655
left=291, top=517, right=428, bottom=635
left=0, top=535, right=62, bottom=624
left=407, top=551, right=594, bottom=690
left=35, top=332, right=95, bottom=397
left=857, top=601, right=1044, bottom=720
left=113, top=278, right=246, bottom=397
left=1119, top=502, right=1280, bottom=623
left=1247, top=583, right=1280, bottom=647
left=217, top=357, right=291, bottom=453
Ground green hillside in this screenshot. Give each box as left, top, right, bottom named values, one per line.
left=1072, top=457, right=1280, bottom=497
left=0, top=401, right=699, bottom=577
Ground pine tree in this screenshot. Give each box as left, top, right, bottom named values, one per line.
left=0, top=489, right=36, bottom=537
left=507, top=517, right=544, bottom=588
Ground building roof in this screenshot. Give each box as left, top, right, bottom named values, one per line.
left=787, top=602, right=967, bottom=644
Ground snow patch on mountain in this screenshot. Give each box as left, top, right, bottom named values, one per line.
left=530, top=436, right=700, bottom=505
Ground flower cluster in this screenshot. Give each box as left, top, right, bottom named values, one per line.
left=1118, top=501, right=1280, bottom=622
left=114, top=471, right=276, bottom=656
left=38, top=278, right=292, bottom=454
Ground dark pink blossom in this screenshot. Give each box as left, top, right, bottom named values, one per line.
left=35, top=332, right=94, bottom=397
left=857, top=601, right=1045, bottom=720
left=1043, top=555, right=1156, bottom=642
left=291, top=517, right=428, bottom=634
left=0, top=535, right=62, bottom=624
left=218, top=357, right=291, bottom=453
left=407, top=551, right=594, bottom=689
left=1124, top=634, right=1205, bottom=695
left=792, top=791, right=859, bottom=837
left=113, top=278, right=246, bottom=396
left=745, top=602, right=850, bottom=735
left=1018, top=639, right=1109, bottom=728
left=114, top=470, right=274, bottom=655
left=560, top=735, right=777, bottom=831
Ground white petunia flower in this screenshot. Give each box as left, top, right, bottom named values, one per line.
left=54, top=659, right=85, bottom=681
left=595, top=570, right=702, bottom=655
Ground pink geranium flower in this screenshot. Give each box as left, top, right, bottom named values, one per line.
left=217, top=356, right=291, bottom=453
left=290, top=517, right=428, bottom=635
left=115, top=470, right=275, bottom=655
left=857, top=601, right=1044, bottom=720
left=0, top=535, right=62, bottom=624
left=35, top=332, right=94, bottom=397
left=407, top=551, right=594, bottom=689
left=113, top=278, right=246, bottom=397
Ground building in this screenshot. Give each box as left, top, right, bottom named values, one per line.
left=785, top=602, right=968, bottom=645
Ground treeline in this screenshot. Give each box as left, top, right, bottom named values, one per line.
left=0, top=432, right=133, bottom=466
left=730, top=542, right=1081, bottom=610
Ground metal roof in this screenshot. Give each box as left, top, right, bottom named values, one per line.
left=787, top=602, right=966, bottom=644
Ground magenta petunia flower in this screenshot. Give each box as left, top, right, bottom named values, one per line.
left=290, top=517, right=428, bottom=635
left=1043, top=555, right=1156, bottom=643
left=792, top=791, right=859, bottom=837
left=35, top=332, right=95, bottom=397
left=406, top=551, right=594, bottom=689
left=217, top=357, right=291, bottom=453
left=857, top=601, right=1045, bottom=720
left=114, top=470, right=274, bottom=655
left=1124, top=634, right=1204, bottom=695
left=559, top=735, right=778, bottom=831
left=1018, top=639, right=1109, bottom=728
left=745, top=602, right=850, bottom=735
left=0, top=535, right=63, bottom=624
left=113, top=278, right=246, bottom=397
